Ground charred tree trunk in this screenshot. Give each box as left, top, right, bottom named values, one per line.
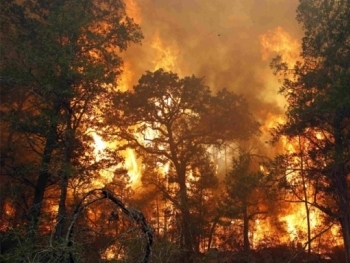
left=55, top=109, right=73, bottom=240
left=178, top=169, right=194, bottom=263
left=333, top=111, right=350, bottom=262
left=55, top=173, right=68, bottom=239
left=28, top=100, right=61, bottom=234
left=243, top=204, right=250, bottom=252
left=334, top=165, right=350, bottom=263
left=339, top=215, right=350, bottom=263
left=302, top=174, right=311, bottom=254
left=298, top=136, right=311, bottom=254
left=207, top=216, right=220, bottom=251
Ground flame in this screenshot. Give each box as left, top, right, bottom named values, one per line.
left=259, top=26, right=300, bottom=65
left=151, top=32, right=179, bottom=71
left=260, top=112, right=285, bottom=140
left=90, top=132, right=143, bottom=188
left=82, top=8, right=342, bottom=255
left=92, top=132, right=107, bottom=161
left=256, top=28, right=337, bottom=249
left=257, top=26, right=301, bottom=112
left=123, top=148, right=141, bottom=184
left=90, top=32, right=181, bottom=187
left=257, top=27, right=301, bottom=149
left=102, top=245, right=121, bottom=260
left=275, top=136, right=343, bottom=250
left=88, top=132, right=116, bottom=188
left=0, top=202, right=15, bottom=231
left=281, top=209, right=319, bottom=240
left=88, top=24, right=181, bottom=190
left=118, top=61, right=134, bottom=92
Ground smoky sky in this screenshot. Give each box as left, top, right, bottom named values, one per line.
left=121, top=0, right=302, bottom=153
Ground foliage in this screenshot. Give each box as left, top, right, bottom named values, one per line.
left=108, top=68, right=259, bottom=260
left=271, top=0, right=350, bottom=261
left=222, top=151, right=270, bottom=251
left=225, top=153, right=265, bottom=209
left=0, top=0, right=143, bottom=261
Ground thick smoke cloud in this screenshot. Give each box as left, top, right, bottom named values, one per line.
left=122, top=0, right=302, bottom=154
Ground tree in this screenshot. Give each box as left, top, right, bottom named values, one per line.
left=138, top=147, right=219, bottom=254
left=186, top=151, right=219, bottom=253
left=271, top=0, right=350, bottom=260
left=223, top=152, right=268, bottom=252
left=0, top=0, right=142, bottom=249
left=108, top=69, right=259, bottom=261
left=274, top=136, right=323, bottom=253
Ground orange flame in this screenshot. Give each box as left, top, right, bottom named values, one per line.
left=89, top=30, right=181, bottom=189
left=118, top=61, right=134, bottom=92
left=259, top=26, right=300, bottom=65
left=151, top=32, right=179, bottom=71
left=123, top=148, right=141, bottom=185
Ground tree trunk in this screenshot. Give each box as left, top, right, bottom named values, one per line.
left=28, top=101, right=60, bottom=233
left=55, top=173, right=68, bottom=239
left=207, top=216, right=219, bottom=251
left=178, top=170, right=194, bottom=263
left=243, top=205, right=250, bottom=252
left=302, top=181, right=311, bottom=254
left=299, top=136, right=311, bottom=253
left=55, top=114, right=74, bottom=240
left=333, top=111, right=350, bottom=262
left=339, top=215, right=350, bottom=263
left=335, top=170, right=350, bottom=262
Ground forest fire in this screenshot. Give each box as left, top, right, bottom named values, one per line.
left=278, top=135, right=344, bottom=248
left=1, top=0, right=348, bottom=262
left=84, top=0, right=345, bottom=257
left=87, top=15, right=344, bottom=255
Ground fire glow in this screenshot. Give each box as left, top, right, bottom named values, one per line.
left=3, top=0, right=348, bottom=262
left=58, top=0, right=341, bottom=258
left=87, top=10, right=343, bottom=253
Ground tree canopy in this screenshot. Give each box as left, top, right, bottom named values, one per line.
left=0, top=0, right=143, bottom=261
left=108, top=68, right=260, bottom=261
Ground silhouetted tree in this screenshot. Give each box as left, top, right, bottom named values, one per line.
left=223, top=151, right=268, bottom=252
left=0, top=0, right=142, bottom=259
left=108, top=69, right=259, bottom=261
left=271, top=0, right=350, bottom=260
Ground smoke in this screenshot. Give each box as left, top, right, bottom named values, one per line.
left=116, top=2, right=345, bottom=247
left=122, top=0, right=302, bottom=155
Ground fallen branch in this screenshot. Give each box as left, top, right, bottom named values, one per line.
left=65, top=188, right=153, bottom=263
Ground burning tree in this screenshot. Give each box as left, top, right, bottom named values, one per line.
left=108, top=69, right=259, bottom=261
left=271, top=0, right=350, bottom=261
left=222, top=151, right=270, bottom=252
left=0, top=0, right=142, bottom=260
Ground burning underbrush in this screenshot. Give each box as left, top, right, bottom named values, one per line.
left=198, top=245, right=346, bottom=263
